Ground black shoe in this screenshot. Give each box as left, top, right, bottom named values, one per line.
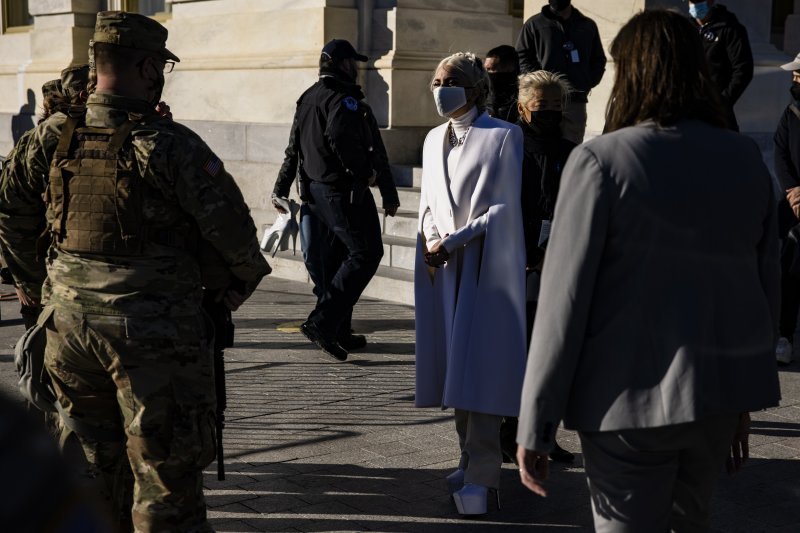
left=300, top=321, right=348, bottom=361
left=337, top=331, right=367, bottom=351
left=549, top=441, right=575, bottom=463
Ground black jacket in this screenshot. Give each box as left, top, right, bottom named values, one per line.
left=774, top=103, right=800, bottom=236
left=694, top=4, right=753, bottom=129
left=515, top=6, right=606, bottom=103
left=519, top=119, right=576, bottom=266
left=486, top=75, right=520, bottom=124
left=774, top=104, right=800, bottom=192
left=274, top=71, right=399, bottom=206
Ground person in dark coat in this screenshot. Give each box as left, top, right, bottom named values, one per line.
left=485, top=45, right=520, bottom=124
left=499, top=69, right=576, bottom=466
left=773, top=52, right=800, bottom=365
left=687, top=1, right=753, bottom=131
left=515, top=0, right=606, bottom=143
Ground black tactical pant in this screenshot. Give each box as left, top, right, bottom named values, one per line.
left=299, top=203, right=353, bottom=334
left=306, top=181, right=383, bottom=338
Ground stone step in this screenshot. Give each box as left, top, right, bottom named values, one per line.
left=396, top=186, right=421, bottom=210
left=391, top=165, right=423, bottom=188
left=382, top=234, right=417, bottom=271
left=266, top=251, right=414, bottom=305
left=382, top=209, right=418, bottom=238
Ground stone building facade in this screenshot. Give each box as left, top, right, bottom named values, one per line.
left=0, top=0, right=796, bottom=301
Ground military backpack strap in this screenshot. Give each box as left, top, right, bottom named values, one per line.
left=105, top=120, right=139, bottom=154
left=790, top=104, right=800, bottom=121
left=54, top=115, right=84, bottom=159
left=106, top=111, right=163, bottom=153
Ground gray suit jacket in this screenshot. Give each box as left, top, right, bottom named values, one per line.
left=517, top=120, right=781, bottom=452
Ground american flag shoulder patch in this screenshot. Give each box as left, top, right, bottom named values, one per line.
left=203, top=154, right=222, bottom=177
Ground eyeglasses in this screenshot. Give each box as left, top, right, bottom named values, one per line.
left=135, top=57, right=176, bottom=73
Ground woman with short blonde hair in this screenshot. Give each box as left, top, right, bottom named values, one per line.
left=497, top=69, right=577, bottom=467
left=415, top=51, right=527, bottom=516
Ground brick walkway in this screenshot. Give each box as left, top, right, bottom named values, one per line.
left=0, top=278, right=798, bottom=532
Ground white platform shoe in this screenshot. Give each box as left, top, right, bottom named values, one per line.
left=452, top=483, right=500, bottom=515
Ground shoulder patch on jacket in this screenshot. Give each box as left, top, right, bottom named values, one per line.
left=342, top=96, right=359, bottom=112
left=202, top=154, right=222, bottom=177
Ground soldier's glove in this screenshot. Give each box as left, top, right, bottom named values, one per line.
left=271, top=194, right=291, bottom=214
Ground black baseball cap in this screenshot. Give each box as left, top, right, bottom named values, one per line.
left=321, top=39, right=368, bottom=62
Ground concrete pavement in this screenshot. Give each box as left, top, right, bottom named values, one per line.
left=0, top=278, right=798, bottom=532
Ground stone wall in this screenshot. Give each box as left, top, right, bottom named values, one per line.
left=0, top=0, right=795, bottom=232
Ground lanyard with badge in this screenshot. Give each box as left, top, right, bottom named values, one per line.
left=563, top=40, right=579, bottom=63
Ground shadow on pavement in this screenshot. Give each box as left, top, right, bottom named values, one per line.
left=750, top=420, right=800, bottom=438
left=350, top=318, right=416, bottom=333
left=205, top=460, right=593, bottom=532
left=711, top=457, right=800, bottom=531
left=350, top=358, right=415, bottom=367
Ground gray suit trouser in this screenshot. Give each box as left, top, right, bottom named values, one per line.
left=454, top=409, right=503, bottom=488
left=579, top=413, right=739, bottom=533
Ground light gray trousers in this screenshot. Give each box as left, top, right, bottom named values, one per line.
left=579, top=413, right=740, bottom=533
left=454, top=409, right=503, bottom=488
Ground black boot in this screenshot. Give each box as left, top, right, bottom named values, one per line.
left=337, top=330, right=367, bottom=351
left=301, top=321, right=348, bottom=361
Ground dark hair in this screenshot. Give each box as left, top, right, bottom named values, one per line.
left=605, top=9, right=727, bottom=132
left=485, top=45, right=519, bottom=74
left=93, top=42, right=150, bottom=75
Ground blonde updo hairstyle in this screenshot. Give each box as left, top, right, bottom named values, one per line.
left=517, top=70, right=572, bottom=109
left=430, top=52, right=490, bottom=111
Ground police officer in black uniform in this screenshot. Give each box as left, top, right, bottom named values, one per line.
left=289, top=39, right=399, bottom=361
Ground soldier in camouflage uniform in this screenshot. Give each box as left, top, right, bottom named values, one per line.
left=0, top=64, right=89, bottom=329
left=0, top=11, right=270, bottom=533
left=0, top=80, right=58, bottom=308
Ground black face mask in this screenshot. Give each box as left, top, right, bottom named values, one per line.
left=150, top=70, right=165, bottom=108
left=340, top=60, right=358, bottom=83
left=526, top=110, right=563, bottom=138
left=791, top=83, right=800, bottom=102
left=549, top=0, right=571, bottom=12
left=488, top=72, right=518, bottom=98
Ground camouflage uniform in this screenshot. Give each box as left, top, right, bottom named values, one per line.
left=0, top=64, right=90, bottom=306
left=0, top=11, right=270, bottom=533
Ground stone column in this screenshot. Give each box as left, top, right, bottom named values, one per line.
left=160, top=0, right=361, bottom=231
left=784, top=0, right=800, bottom=55
left=520, top=1, right=643, bottom=136
left=370, top=0, right=517, bottom=162
left=0, top=0, right=99, bottom=153
left=27, top=0, right=99, bottom=74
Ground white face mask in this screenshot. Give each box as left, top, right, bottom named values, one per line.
left=433, top=86, right=467, bottom=117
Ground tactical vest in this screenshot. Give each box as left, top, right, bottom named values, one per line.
left=46, top=112, right=192, bottom=256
